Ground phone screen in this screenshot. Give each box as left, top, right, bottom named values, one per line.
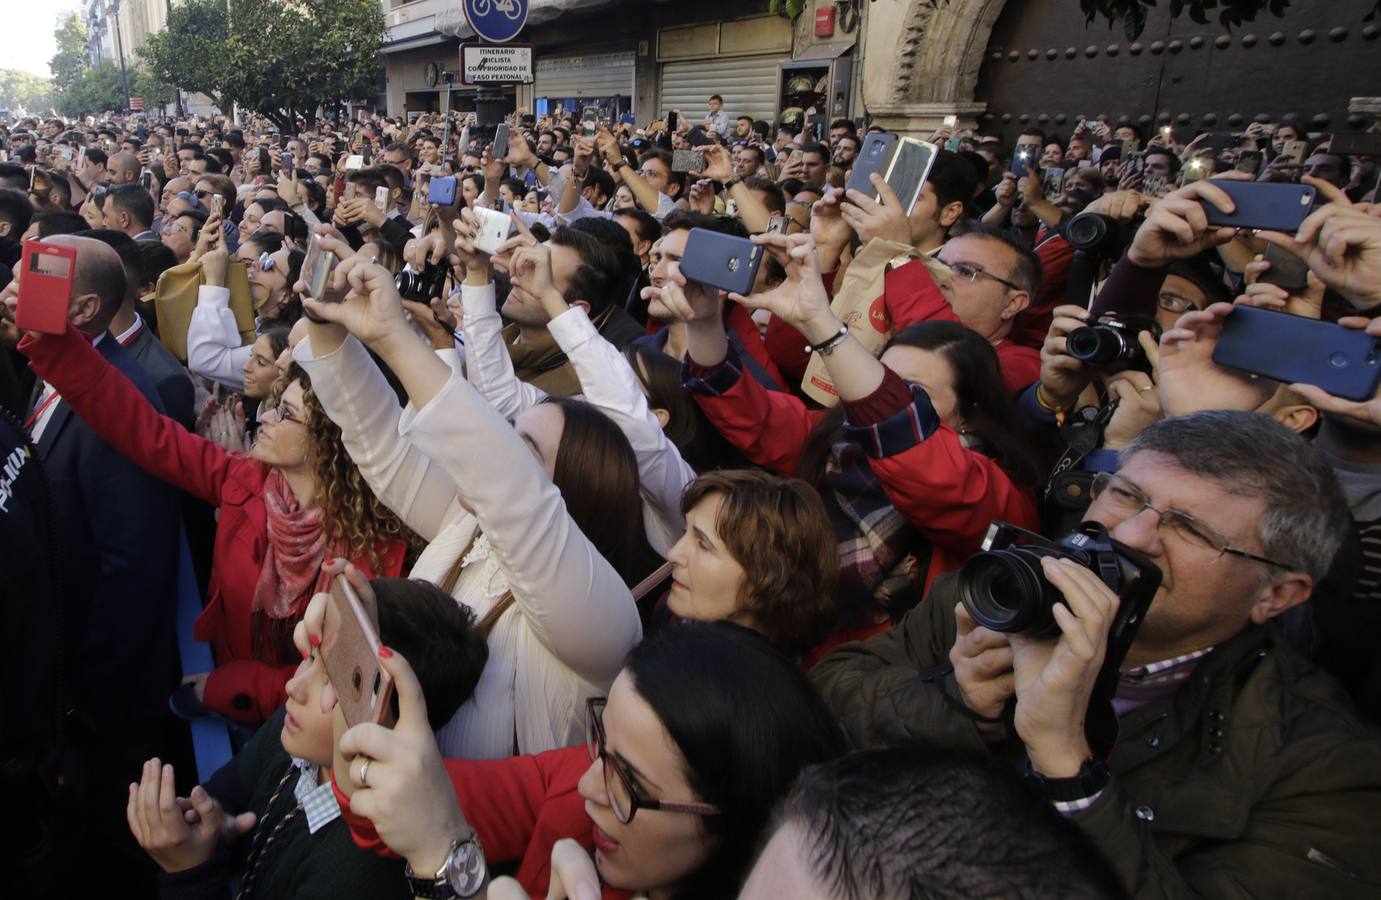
left=884, top=140, right=937, bottom=215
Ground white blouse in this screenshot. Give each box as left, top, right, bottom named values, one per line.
left=295, top=333, right=641, bottom=759
left=460, top=281, right=697, bottom=555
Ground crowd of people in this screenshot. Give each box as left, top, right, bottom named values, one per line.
left=2, top=91, right=1380, bottom=899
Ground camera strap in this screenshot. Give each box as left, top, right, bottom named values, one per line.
left=1042, top=400, right=1117, bottom=506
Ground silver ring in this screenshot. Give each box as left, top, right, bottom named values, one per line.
left=358, top=758, right=371, bottom=787
left=369, top=256, right=378, bottom=266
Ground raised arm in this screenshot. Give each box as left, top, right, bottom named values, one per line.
left=20, top=325, right=234, bottom=506
left=305, top=258, right=640, bottom=685
left=186, top=246, right=251, bottom=391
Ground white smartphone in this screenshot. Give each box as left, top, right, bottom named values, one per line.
left=470, top=206, right=514, bottom=256
left=374, top=186, right=390, bottom=213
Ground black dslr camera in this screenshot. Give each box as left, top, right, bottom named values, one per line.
left=1065, top=314, right=1161, bottom=373
left=957, top=521, right=1160, bottom=674
left=395, top=261, right=448, bottom=302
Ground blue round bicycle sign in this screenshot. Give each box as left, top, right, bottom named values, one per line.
left=463, top=0, right=528, bottom=44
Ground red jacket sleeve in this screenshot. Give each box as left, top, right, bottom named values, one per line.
left=844, top=368, right=1039, bottom=560
left=684, top=343, right=824, bottom=474
left=882, top=258, right=961, bottom=328
left=20, top=325, right=233, bottom=506
left=724, top=302, right=785, bottom=389
left=202, top=660, right=297, bottom=724
left=1011, top=233, right=1075, bottom=349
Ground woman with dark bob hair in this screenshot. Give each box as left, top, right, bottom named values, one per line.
left=316, top=614, right=847, bottom=900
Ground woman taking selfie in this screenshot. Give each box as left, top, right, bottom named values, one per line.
left=294, top=238, right=648, bottom=760
left=320, top=617, right=846, bottom=899
left=21, top=326, right=410, bottom=725
left=661, top=232, right=1040, bottom=657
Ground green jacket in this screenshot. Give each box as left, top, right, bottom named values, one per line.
left=811, top=575, right=1381, bottom=898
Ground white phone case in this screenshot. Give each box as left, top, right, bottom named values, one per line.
left=471, top=206, right=514, bottom=256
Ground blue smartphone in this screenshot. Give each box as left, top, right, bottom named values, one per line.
left=428, top=176, right=458, bottom=206
left=1010, top=147, right=1036, bottom=178
left=1213, top=305, right=1381, bottom=401
left=680, top=228, right=763, bottom=297
left=844, top=132, right=897, bottom=201
left=1197, top=181, right=1317, bottom=232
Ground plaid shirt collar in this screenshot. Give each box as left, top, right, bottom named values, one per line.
left=291, top=759, right=341, bottom=834
left=1120, top=646, right=1216, bottom=686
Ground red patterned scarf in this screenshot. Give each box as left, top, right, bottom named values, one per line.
left=252, top=469, right=344, bottom=623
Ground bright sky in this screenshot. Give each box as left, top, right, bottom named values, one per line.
left=9, top=2, right=84, bottom=78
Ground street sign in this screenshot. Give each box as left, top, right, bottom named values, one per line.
left=130, top=96, right=145, bottom=111
left=461, top=44, right=534, bottom=85
left=462, top=0, right=528, bottom=44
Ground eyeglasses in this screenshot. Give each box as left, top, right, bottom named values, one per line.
left=1157, top=291, right=1200, bottom=314
left=194, top=189, right=214, bottom=199
left=262, top=403, right=302, bottom=425
left=941, top=259, right=1023, bottom=293
left=585, top=698, right=720, bottom=825
left=1089, top=472, right=1294, bottom=570
left=161, top=221, right=191, bottom=236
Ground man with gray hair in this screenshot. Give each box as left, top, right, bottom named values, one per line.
left=813, top=410, right=1381, bottom=897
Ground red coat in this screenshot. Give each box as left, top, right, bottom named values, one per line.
left=336, top=746, right=631, bottom=900
left=1011, top=230, right=1076, bottom=350
left=21, top=326, right=405, bottom=723
left=685, top=347, right=1039, bottom=590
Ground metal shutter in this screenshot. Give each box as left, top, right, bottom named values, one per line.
left=534, top=51, right=636, bottom=101
left=659, top=55, right=782, bottom=124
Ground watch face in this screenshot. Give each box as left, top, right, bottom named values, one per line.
left=445, top=838, right=487, bottom=897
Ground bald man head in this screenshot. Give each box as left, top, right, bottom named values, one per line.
left=106, top=151, right=140, bottom=185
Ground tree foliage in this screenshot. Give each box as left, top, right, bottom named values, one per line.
left=1081, top=0, right=1381, bottom=41
left=139, top=0, right=385, bottom=131
left=50, top=12, right=90, bottom=94
left=0, top=69, right=57, bottom=114
left=59, top=62, right=127, bottom=118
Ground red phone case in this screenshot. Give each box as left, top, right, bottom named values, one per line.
left=16, top=241, right=77, bottom=335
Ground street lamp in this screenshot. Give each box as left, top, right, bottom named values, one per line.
left=108, top=0, right=133, bottom=112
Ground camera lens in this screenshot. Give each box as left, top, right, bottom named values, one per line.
left=1066, top=324, right=1131, bottom=368
left=957, top=548, right=1062, bottom=635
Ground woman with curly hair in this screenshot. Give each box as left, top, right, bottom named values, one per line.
left=20, top=331, right=413, bottom=725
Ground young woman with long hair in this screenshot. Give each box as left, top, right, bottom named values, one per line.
left=21, top=332, right=411, bottom=724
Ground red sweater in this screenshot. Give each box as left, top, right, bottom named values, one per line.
left=336, top=746, right=631, bottom=900
left=21, top=326, right=405, bottom=723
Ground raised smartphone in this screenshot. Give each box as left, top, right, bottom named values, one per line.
left=844, top=132, right=898, bottom=201
left=882, top=138, right=938, bottom=215
left=1213, top=305, right=1381, bottom=401
left=680, top=227, right=763, bottom=296
left=671, top=149, right=704, bottom=174
left=322, top=575, right=395, bottom=728
left=492, top=123, right=510, bottom=161
left=427, top=175, right=458, bottom=206
left=1196, top=181, right=1316, bottom=232
left=16, top=241, right=77, bottom=335
left=470, top=205, right=514, bottom=256
left=1257, top=243, right=1310, bottom=292
left=300, top=234, right=340, bottom=303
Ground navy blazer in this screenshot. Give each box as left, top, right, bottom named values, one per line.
left=126, top=318, right=197, bottom=430
left=35, top=334, right=181, bottom=727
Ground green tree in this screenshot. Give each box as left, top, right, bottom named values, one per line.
left=140, top=0, right=385, bottom=132
left=1081, top=0, right=1381, bottom=41
left=50, top=12, right=89, bottom=94
left=133, top=67, right=178, bottom=112
left=60, top=61, right=126, bottom=117
left=0, top=69, right=57, bottom=113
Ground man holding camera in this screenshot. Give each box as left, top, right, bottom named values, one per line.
left=812, top=407, right=1381, bottom=896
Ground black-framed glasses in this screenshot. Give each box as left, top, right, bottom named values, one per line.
left=585, top=698, right=720, bottom=825
left=942, top=259, right=1023, bottom=293
left=1089, top=472, right=1294, bottom=570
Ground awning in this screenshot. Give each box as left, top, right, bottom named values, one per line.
left=794, top=40, right=855, bottom=62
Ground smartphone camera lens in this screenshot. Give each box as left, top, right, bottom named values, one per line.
left=1329, top=352, right=1349, bottom=369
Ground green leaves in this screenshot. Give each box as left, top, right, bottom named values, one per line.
left=0, top=69, right=57, bottom=113
left=137, top=0, right=385, bottom=127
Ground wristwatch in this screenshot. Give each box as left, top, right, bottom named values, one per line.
left=1022, top=756, right=1109, bottom=803
left=404, top=832, right=487, bottom=899
left=723, top=175, right=743, bottom=190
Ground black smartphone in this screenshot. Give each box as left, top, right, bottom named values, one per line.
left=1213, top=305, right=1381, bottom=401
left=844, top=132, right=898, bottom=201
left=492, top=123, right=510, bottom=160
left=680, top=227, right=763, bottom=296
left=667, top=110, right=678, bottom=132
left=362, top=142, right=372, bottom=165
left=1257, top=243, right=1310, bottom=292
left=1197, top=181, right=1316, bottom=232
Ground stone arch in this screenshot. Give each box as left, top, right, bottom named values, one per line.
left=865, top=0, right=1011, bottom=133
